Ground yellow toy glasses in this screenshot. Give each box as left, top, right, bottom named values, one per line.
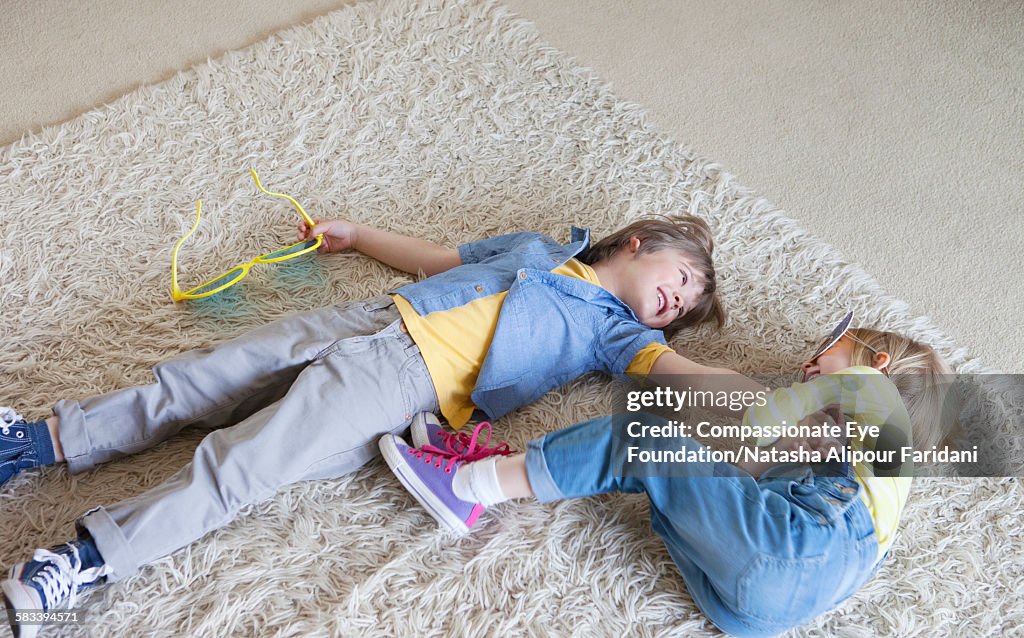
left=171, top=169, right=323, bottom=301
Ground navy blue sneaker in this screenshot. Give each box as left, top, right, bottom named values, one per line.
left=2, top=538, right=110, bottom=638
left=0, top=407, right=55, bottom=487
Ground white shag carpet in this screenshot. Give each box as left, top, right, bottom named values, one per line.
left=1, top=0, right=1020, bottom=636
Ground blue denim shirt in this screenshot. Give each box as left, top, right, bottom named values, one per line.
left=391, top=228, right=667, bottom=421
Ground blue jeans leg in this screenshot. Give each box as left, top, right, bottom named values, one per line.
left=525, top=414, right=878, bottom=638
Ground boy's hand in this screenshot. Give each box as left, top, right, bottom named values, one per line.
left=786, top=405, right=844, bottom=454
left=737, top=407, right=843, bottom=477
left=296, top=221, right=461, bottom=275
left=740, top=430, right=843, bottom=477
left=298, top=220, right=359, bottom=254
left=772, top=433, right=843, bottom=456
left=797, top=405, right=843, bottom=434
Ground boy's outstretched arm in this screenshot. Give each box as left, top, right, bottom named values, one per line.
left=299, top=219, right=462, bottom=276
left=648, top=350, right=768, bottom=420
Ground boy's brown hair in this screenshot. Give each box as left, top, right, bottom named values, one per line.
left=580, top=215, right=726, bottom=339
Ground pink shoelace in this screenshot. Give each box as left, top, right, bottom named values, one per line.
left=406, top=421, right=514, bottom=474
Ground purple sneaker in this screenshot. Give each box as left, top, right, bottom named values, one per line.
left=409, top=412, right=514, bottom=458
left=380, top=421, right=512, bottom=535
left=409, top=412, right=448, bottom=449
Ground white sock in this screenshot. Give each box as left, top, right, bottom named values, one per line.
left=452, top=457, right=509, bottom=506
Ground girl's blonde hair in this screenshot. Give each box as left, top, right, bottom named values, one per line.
left=846, top=328, right=960, bottom=450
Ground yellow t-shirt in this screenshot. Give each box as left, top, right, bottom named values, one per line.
left=392, top=258, right=672, bottom=429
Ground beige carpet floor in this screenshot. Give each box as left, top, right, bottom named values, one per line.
left=2, top=0, right=1021, bottom=374
left=1, top=0, right=1021, bottom=636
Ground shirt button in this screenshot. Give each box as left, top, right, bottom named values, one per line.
left=519, top=272, right=527, bottom=280
left=475, top=285, right=484, bottom=293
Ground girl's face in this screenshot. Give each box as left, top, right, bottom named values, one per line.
left=800, top=336, right=855, bottom=380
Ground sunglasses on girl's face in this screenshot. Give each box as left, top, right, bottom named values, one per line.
left=807, top=311, right=855, bottom=361
left=809, top=331, right=882, bottom=361
left=806, top=310, right=888, bottom=378
left=171, top=169, right=324, bottom=301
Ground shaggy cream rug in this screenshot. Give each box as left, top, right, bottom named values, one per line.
left=1, top=0, right=1020, bottom=635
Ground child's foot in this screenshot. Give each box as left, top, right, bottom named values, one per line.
left=2, top=537, right=110, bottom=638
left=0, top=408, right=54, bottom=487
left=409, top=412, right=514, bottom=458
left=409, top=412, right=447, bottom=448
left=380, top=421, right=514, bottom=535
left=380, top=434, right=484, bottom=534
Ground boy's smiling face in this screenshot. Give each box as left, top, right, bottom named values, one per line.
left=593, top=237, right=705, bottom=329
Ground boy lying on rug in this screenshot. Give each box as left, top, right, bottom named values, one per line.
left=1, top=213, right=766, bottom=637
left=381, top=316, right=956, bottom=637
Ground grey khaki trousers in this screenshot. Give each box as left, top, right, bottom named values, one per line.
left=52, top=296, right=439, bottom=582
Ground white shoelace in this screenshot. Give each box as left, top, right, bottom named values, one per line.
left=29, top=545, right=112, bottom=610
left=1, top=406, right=25, bottom=435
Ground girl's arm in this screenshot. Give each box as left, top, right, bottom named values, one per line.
left=646, top=352, right=845, bottom=462
left=299, top=219, right=462, bottom=276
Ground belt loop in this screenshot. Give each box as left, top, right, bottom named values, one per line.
left=398, top=320, right=419, bottom=352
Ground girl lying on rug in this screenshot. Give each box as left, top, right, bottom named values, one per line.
left=380, top=317, right=957, bottom=637
left=1, top=213, right=769, bottom=637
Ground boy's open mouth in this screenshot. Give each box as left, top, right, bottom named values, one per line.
left=656, top=289, right=667, bottom=315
